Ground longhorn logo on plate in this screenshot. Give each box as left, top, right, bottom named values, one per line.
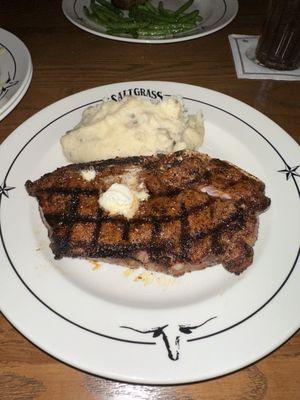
left=0, top=72, right=19, bottom=100
left=121, top=316, right=217, bottom=360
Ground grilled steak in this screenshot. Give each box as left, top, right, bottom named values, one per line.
left=25, top=150, right=270, bottom=276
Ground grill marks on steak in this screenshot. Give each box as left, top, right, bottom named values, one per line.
left=25, top=151, right=270, bottom=276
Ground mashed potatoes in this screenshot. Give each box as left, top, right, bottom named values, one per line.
left=61, top=96, right=204, bottom=163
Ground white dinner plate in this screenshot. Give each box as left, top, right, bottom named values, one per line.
left=0, top=28, right=32, bottom=121
left=0, top=81, right=299, bottom=384
left=62, top=0, right=238, bottom=44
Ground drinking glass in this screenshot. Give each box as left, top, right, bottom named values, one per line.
left=255, top=0, right=300, bottom=70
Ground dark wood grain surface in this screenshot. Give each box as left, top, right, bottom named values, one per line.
left=0, top=0, right=299, bottom=398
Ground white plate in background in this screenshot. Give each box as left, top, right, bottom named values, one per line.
left=62, top=0, right=238, bottom=44
left=0, top=28, right=32, bottom=121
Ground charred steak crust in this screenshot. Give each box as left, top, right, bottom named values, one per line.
left=25, top=151, right=270, bottom=276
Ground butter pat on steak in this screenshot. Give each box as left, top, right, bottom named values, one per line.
left=25, top=151, right=270, bottom=276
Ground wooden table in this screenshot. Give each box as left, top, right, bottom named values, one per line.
left=1, top=1, right=299, bottom=398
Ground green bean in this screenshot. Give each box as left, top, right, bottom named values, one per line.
left=83, top=5, right=92, bottom=18
left=135, top=4, right=178, bottom=23
left=158, top=2, right=174, bottom=20
left=138, top=25, right=192, bottom=36
left=128, top=8, right=144, bottom=20
left=91, top=3, right=124, bottom=22
left=128, top=9, right=160, bottom=24
left=174, top=0, right=194, bottom=16
left=136, top=21, right=194, bottom=34
left=158, top=1, right=164, bottom=14
left=178, top=10, right=202, bottom=23
left=94, top=0, right=123, bottom=15
left=107, top=28, right=139, bottom=38
left=139, top=3, right=175, bottom=20
left=152, top=22, right=194, bottom=30
left=144, top=1, right=160, bottom=15
left=138, top=29, right=173, bottom=36
left=84, top=0, right=202, bottom=39
left=92, top=0, right=123, bottom=18
left=84, top=6, right=107, bottom=25
left=106, top=20, right=151, bottom=29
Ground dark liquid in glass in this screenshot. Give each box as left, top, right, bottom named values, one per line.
left=255, top=0, right=300, bottom=70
